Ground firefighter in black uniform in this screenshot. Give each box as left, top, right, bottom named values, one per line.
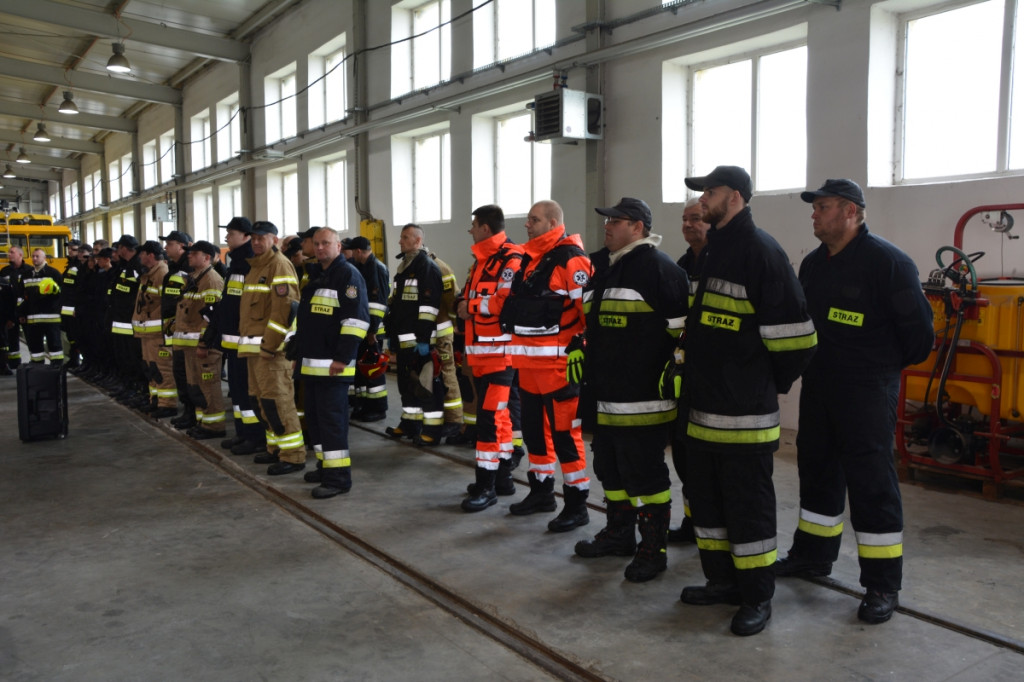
left=668, top=197, right=711, bottom=544
left=159, top=230, right=194, bottom=427
left=204, top=218, right=266, bottom=454
left=572, top=198, right=689, bottom=582
left=0, top=245, right=32, bottom=372
left=19, top=248, right=64, bottom=364
left=775, top=179, right=935, bottom=625
left=384, top=224, right=444, bottom=443
left=59, top=240, right=81, bottom=368
left=294, top=227, right=370, bottom=498
left=679, top=166, right=817, bottom=637
left=349, top=235, right=390, bottom=422
left=108, top=235, right=147, bottom=407
left=80, top=247, right=115, bottom=382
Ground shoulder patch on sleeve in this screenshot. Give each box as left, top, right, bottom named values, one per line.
left=573, top=270, right=589, bottom=286
left=346, top=285, right=358, bottom=299
left=275, top=284, right=289, bottom=297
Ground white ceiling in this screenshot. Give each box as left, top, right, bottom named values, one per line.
left=0, top=0, right=298, bottom=188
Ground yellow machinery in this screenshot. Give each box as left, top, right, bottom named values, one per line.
left=0, top=212, right=74, bottom=272
left=898, top=203, right=1024, bottom=497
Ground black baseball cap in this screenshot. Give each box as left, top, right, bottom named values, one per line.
left=113, top=234, right=139, bottom=249
left=97, top=247, right=115, bottom=258
left=299, top=226, right=321, bottom=240
left=251, top=221, right=279, bottom=236
left=186, top=240, right=220, bottom=258
left=684, top=165, right=753, bottom=203
left=67, top=239, right=81, bottom=247
left=801, top=178, right=866, bottom=208
left=595, top=197, right=653, bottom=230
left=282, top=238, right=303, bottom=258
left=221, top=217, right=252, bottom=235
left=139, top=240, right=165, bottom=257
left=349, top=236, right=371, bottom=250
left=159, top=230, right=193, bottom=245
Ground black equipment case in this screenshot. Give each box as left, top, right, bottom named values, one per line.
left=17, top=363, right=69, bottom=442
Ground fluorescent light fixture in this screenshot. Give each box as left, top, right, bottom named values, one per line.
left=59, top=91, right=79, bottom=115
left=106, top=43, right=131, bottom=73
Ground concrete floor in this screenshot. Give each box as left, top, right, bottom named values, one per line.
left=3, top=368, right=1024, bottom=681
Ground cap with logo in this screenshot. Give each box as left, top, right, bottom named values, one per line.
left=684, top=165, right=753, bottom=203
left=594, top=197, right=653, bottom=230
left=800, top=178, right=866, bottom=208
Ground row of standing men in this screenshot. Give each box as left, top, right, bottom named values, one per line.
left=5, top=164, right=935, bottom=638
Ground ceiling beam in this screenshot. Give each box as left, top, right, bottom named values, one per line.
left=0, top=100, right=137, bottom=133
left=0, top=56, right=181, bottom=105
left=0, top=166, right=61, bottom=182
left=0, top=153, right=80, bottom=170
left=0, top=131, right=103, bottom=155
left=0, top=0, right=249, bottom=63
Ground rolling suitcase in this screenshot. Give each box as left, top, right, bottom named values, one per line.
left=17, top=363, right=69, bottom=442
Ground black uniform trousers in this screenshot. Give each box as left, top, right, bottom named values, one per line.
left=3, top=321, right=23, bottom=368
left=791, top=372, right=904, bottom=592
left=593, top=424, right=672, bottom=502
left=225, top=349, right=266, bottom=445
left=395, top=346, right=444, bottom=436
left=686, top=441, right=776, bottom=605
left=304, top=376, right=352, bottom=490
left=25, top=322, right=63, bottom=362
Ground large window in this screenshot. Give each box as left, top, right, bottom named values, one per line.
left=159, top=130, right=176, bottom=184
left=474, top=0, right=556, bottom=67
left=192, top=188, right=214, bottom=243
left=108, top=159, right=122, bottom=202
left=63, top=184, right=76, bottom=218
left=309, top=37, right=347, bottom=129
left=897, top=0, right=1021, bottom=180
left=689, top=44, right=806, bottom=193
left=413, top=130, right=450, bottom=222
left=266, top=166, right=299, bottom=232
left=142, top=140, right=158, bottom=189
left=265, top=64, right=298, bottom=144
left=391, top=0, right=450, bottom=96
left=218, top=182, right=243, bottom=228
left=83, top=170, right=100, bottom=210
left=495, top=111, right=550, bottom=215
left=217, top=94, right=241, bottom=163
left=309, top=153, right=347, bottom=229
left=191, top=110, right=212, bottom=171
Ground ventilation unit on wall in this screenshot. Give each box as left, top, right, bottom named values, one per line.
left=152, top=202, right=173, bottom=222
left=529, top=89, right=603, bottom=143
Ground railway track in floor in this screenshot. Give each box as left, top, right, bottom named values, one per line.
left=114, top=385, right=1024, bottom=670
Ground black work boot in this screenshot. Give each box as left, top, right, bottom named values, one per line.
left=624, top=502, right=671, bottom=582
left=467, top=457, right=516, bottom=497
left=667, top=515, right=696, bottom=544
left=548, top=485, right=589, bottom=533
left=462, top=468, right=498, bottom=512
left=385, top=419, right=421, bottom=440
left=575, top=499, right=637, bottom=558
left=509, top=472, right=556, bottom=516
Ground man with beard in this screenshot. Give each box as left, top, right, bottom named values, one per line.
left=678, top=166, right=817, bottom=636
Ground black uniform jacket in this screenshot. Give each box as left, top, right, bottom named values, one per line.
left=684, top=207, right=817, bottom=453
left=583, top=241, right=689, bottom=428
left=799, top=224, right=934, bottom=381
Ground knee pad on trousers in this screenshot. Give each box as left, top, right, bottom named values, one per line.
left=259, top=397, right=286, bottom=434
left=187, top=383, right=207, bottom=409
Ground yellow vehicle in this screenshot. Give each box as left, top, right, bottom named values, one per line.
left=0, top=213, right=74, bottom=272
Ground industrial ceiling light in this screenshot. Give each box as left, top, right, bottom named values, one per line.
left=16, top=148, right=30, bottom=164
left=106, top=43, right=131, bottom=73
left=59, top=91, right=79, bottom=115
left=33, top=123, right=50, bottom=142
left=2, top=165, right=15, bottom=178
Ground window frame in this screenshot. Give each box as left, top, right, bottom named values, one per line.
left=412, top=129, right=451, bottom=223
left=685, top=39, right=808, bottom=194
left=893, top=0, right=1019, bottom=183
left=493, top=109, right=551, bottom=216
